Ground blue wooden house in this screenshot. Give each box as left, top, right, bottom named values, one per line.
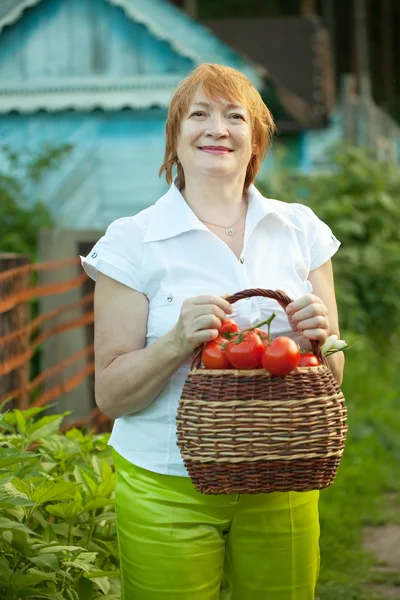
left=0, top=0, right=280, bottom=231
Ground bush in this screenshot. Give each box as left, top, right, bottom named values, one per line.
left=0, top=404, right=120, bottom=600
left=258, top=145, right=400, bottom=347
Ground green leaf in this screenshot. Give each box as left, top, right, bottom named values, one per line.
left=40, top=461, right=58, bottom=474
left=0, top=517, right=36, bottom=535
left=76, top=552, right=98, bottom=564
left=14, top=409, right=27, bottom=435
left=0, top=448, right=38, bottom=468
left=0, top=494, right=34, bottom=509
left=27, top=414, right=68, bottom=441
left=19, top=406, right=47, bottom=420
left=91, top=576, right=110, bottom=594
left=75, top=576, right=93, bottom=599
left=32, top=480, right=76, bottom=505
left=14, top=571, right=57, bottom=589
left=80, top=469, right=98, bottom=496
left=3, top=527, right=33, bottom=555
left=28, top=553, right=59, bottom=570
left=83, top=498, right=113, bottom=511
left=85, top=570, right=120, bottom=579
left=4, top=505, right=26, bottom=522
left=63, top=560, right=92, bottom=573
left=91, top=455, right=102, bottom=478
left=92, top=511, right=116, bottom=525
left=0, top=413, right=15, bottom=434
left=50, top=522, right=69, bottom=537
left=101, top=459, right=113, bottom=483
left=46, top=495, right=83, bottom=520
left=12, top=587, right=58, bottom=599
left=73, top=465, right=86, bottom=485
left=2, top=530, right=13, bottom=544
left=53, top=568, right=75, bottom=584
left=0, top=475, right=14, bottom=488
left=5, top=477, right=32, bottom=499
left=65, top=428, right=85, bottom=442
left=34, top=544, right=84, bottom=553
left=0, top=556, right=12, bottom=575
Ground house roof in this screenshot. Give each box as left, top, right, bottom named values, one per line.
left=0, top=0, right=266, bottom=88
left=202, top=16, right=336, bottom=129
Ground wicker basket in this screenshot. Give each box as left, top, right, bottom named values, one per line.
left=176, top=289, right=347, bottom=495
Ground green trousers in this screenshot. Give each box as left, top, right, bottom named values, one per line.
left=112, top=449, right=320, bottom=599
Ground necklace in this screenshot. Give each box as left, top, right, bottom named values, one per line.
left=200, top=202, right=248, bottom=236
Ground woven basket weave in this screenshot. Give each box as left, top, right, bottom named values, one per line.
left=176, top=289, right=347, bottom=495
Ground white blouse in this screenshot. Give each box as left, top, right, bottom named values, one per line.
left=80, top=179, right=341, bottom=476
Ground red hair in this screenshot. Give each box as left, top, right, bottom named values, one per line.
left=159, top=63, right=276, bottom=193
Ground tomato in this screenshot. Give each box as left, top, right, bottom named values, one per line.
left=219, top=318, right=240, bottom=337
left=253, top=327, right=269, bottom=346
left=201, top=337, right=231, bottom=369
left=225, top=331, right=265, bottom=369
left=261, top=337, right=300, bottom=376
left=298, top=352, right=320, bottom=367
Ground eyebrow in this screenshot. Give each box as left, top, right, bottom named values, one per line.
left=190, top=101, right=245, bottom=111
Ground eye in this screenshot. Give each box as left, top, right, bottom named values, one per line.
left=230, top=114, right=245, bottom=120
left=190, top=111, right=205, bottom=118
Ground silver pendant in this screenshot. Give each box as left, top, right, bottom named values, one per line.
left=225, top=227, right=235, bottom=236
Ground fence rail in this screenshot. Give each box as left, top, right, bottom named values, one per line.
left=0, top=253, right=109, bottom=432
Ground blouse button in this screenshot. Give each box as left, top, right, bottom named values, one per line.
left=240, top=257, right=245, bottom=264
left=91, top=252, right=97, bottom=258
left=166, top=294, right=173, bottom=302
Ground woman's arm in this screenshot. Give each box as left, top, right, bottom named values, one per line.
left=93, top=273, right=187, bottom=420
left=308, top=260, right=345, bottom=386
left=285, top=259, right=345, bottom=386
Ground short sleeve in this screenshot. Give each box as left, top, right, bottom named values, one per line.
left=80, top=217, right=144, bottom=292
left=296, top=204, right=341, bottom=271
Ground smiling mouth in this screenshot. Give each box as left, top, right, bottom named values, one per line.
left=198, top=147, right=234, bottom=154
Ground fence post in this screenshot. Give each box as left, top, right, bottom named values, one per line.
left=0, top=253, right=31, bottom=411
left=340, top=74, right=357, bottom=145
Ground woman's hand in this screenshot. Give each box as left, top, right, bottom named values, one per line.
left=171, top=294, right=233, bottom=360
left=285, top=293, right=330, bottom=350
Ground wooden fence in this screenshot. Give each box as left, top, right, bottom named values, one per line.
left=0, top=253, right=110, bottom=432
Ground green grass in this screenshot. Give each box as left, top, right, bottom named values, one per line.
left=317, top=333, right=400, bottom=600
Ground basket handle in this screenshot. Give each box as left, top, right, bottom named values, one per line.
left=190, top=288, right=328, bottom=370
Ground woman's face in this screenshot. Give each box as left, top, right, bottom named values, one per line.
left=176, top=88, right=254, bottom=183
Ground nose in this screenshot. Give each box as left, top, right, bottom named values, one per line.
left=205, top=114, right=229, bottom=139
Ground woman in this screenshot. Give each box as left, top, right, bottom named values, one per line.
left=81, top=63, right=344, bottom=600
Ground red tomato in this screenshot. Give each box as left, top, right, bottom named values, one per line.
left=298, top=353, right=320, bottom=367
left=261, top=337, right=300, bottom=376
left=253, top=327, right=269, bottom=346
left=219, top=318, right=240, bottom=337
left=225, top=331, right=265, bottom=369
left=202, top=337, right=231, bottom=369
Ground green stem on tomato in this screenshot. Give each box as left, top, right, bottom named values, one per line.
left=235, top=312, right=277, bottom=344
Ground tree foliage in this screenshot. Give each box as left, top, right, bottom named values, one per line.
left=0, top=144, right=73, bottom=259
left=258, top=145, right=400, bottom=345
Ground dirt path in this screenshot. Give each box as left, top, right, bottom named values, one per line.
left=363, top=520, right=400, bottom=599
